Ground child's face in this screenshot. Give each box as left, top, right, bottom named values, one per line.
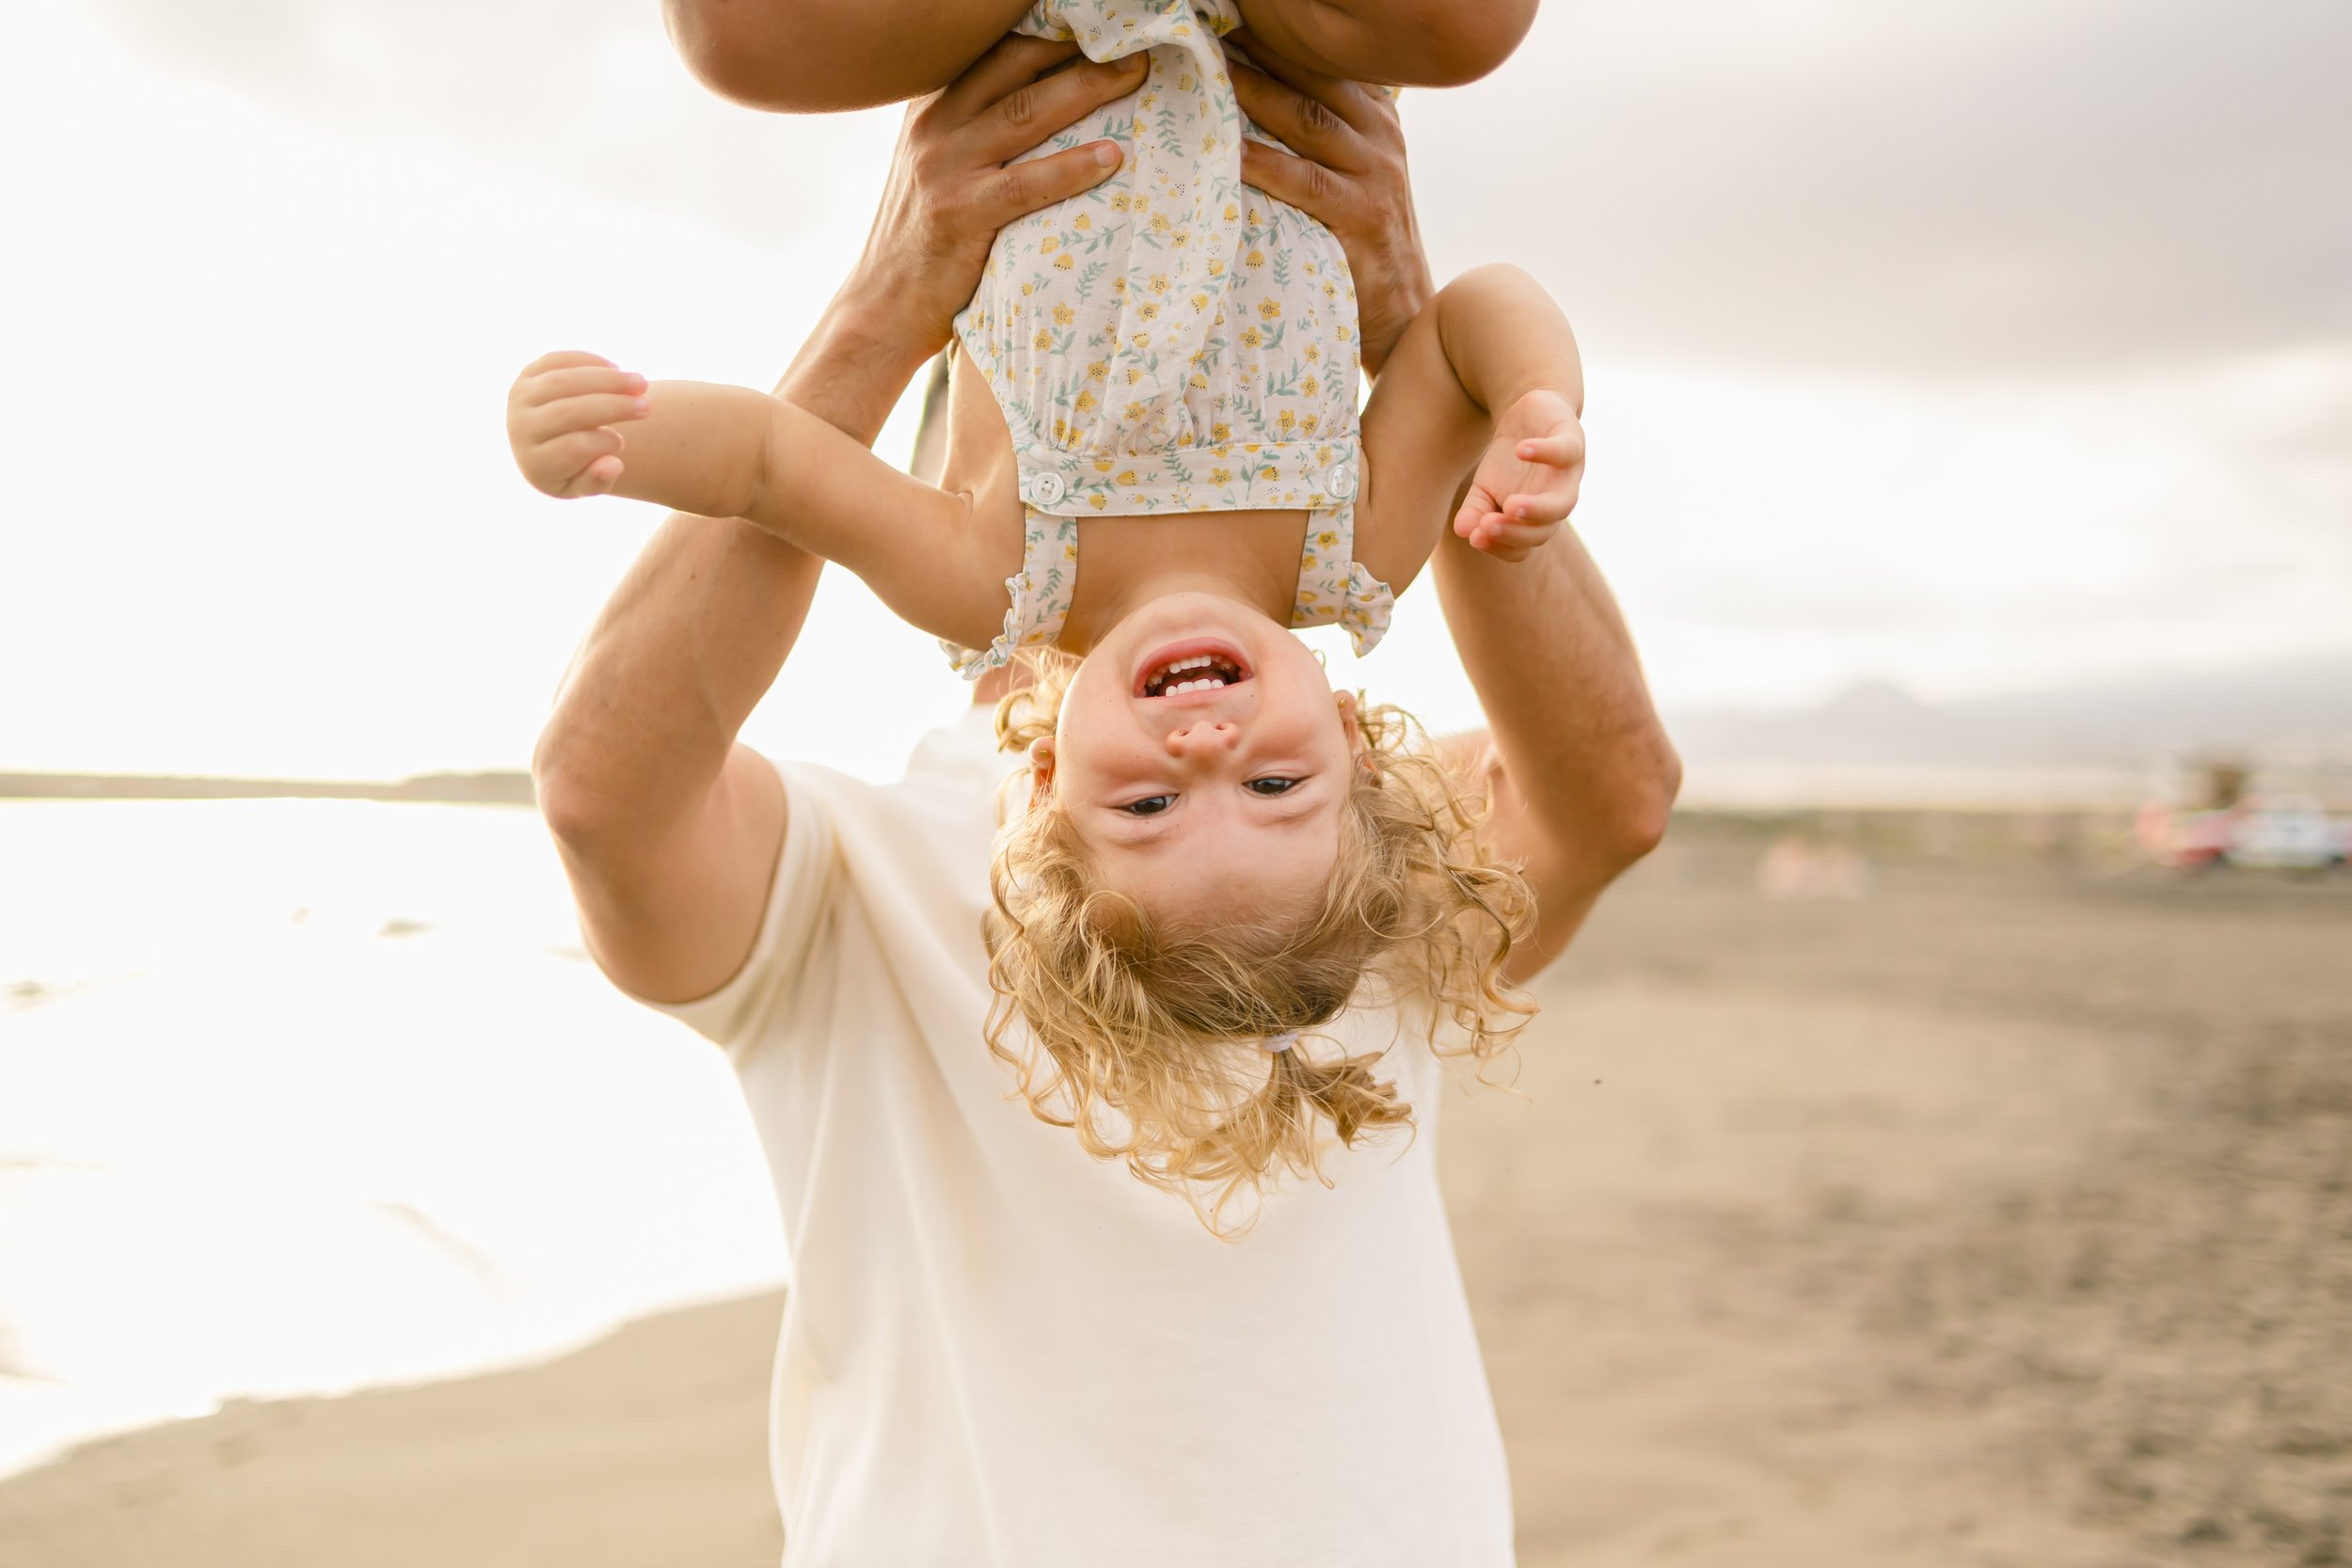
left=1041, top=594, right=1361, bottom=931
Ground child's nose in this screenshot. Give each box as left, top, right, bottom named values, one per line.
left=1165, top=721, right=1239, bottom=756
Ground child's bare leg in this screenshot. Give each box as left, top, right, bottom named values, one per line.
left=666, top=0, right=1036, bottom=111
left=1232, top=0, right=1537, bottom=89
left=669, top=0, right=1536, bottom=110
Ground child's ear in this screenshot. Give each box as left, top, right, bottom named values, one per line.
left=1335, top=690, right=1366, bottom=756
left=1027, top=736, right=1057, bottom=798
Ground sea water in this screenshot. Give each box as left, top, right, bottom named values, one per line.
left=0, top=798, right=789, bottom=1480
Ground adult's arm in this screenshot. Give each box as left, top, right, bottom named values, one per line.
left=1432, top=524, right=1681, bottom=979
left=1223, top=35, right=1681, bottom=976
left=532, top=37, right=1147, bottom=1007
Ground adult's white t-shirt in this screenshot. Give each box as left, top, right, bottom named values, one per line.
left=616, top=708, right=1515, bottom=1567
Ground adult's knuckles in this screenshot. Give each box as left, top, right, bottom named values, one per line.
left=1294, top=157, right=1344, bottom=210
left=997, top=81, right=1043, bottom=130
left=1294, top=94, right=1344, bottom=143
left=991, top=163, right=1036, bottom=214
left=1242, top=145, right=1312, bottom=204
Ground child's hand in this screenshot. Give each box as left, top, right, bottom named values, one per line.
left=506, top=352, right=648, bottom=499
left=1452, top=388, right=1584, bottom=562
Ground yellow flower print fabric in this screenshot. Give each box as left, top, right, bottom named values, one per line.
left=942, top=0, right=1394, bottom=678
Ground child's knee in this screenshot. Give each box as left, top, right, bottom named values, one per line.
left=1243, top=0, right=1539, bottom=89
left=663, top=0, right=1014, bottom=112
left=1396, top=0, right=1539, bottom=87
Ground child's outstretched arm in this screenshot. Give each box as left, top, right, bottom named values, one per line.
left=1354, top=263, right=1583, bottom=582
left=507, top=353, right=1011, bottom=651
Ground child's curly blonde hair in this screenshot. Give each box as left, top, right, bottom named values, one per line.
left=980, top=651, right=1539, bottom=1232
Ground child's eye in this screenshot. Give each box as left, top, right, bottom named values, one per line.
left=1123, top=794, right=1176, bottom=816
left=1247, top=778, right=1299, bottom=797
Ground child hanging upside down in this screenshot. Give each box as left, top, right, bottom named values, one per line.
left=507, top=0, right=1582, bottom=1227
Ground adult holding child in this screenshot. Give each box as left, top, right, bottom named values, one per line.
left=528, top=24, right=1678, bottom=1566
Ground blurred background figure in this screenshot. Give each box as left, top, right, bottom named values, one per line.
left=2, top=1, right=2348, bottom=1565
left=2137, top=752, right=2350, bottom=874
left=1756, top=834, right=1873, bottom=902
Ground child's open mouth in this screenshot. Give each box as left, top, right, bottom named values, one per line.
left=1136, top=640, right=1252, bottom=699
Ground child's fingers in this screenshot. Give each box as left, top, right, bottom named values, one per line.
left=1474, top=525, right=1553, bottom=562
left=540, top=425, right=626, bottom=478
left=517, top=365, right=645, bottom=406
left=564, top=454, right=625, bottom=499
left=1460, top=511, right=1556, bottom=562
left=1514, top=429, right=1584, bottom=467
left=1501, top=484, right=1579, bottom=527
left=517, top=392, right=647, bottom=442
left=1451, top=492, right=1497, bottom=541
left=519, top=350, right=616, bottom=378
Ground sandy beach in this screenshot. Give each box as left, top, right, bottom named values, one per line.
left=5, top=823, right=2346, bottom=1567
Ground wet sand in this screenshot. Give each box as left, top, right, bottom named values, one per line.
left=6, top=830, right=2347, bottom=1566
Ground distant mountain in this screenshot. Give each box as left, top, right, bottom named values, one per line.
left=1666, top=656, right=2352, bottom=779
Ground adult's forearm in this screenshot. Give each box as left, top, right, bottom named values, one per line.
left=532, top=298, right=931, bottom=841
left=1434, top=525, right=1680, bottom=875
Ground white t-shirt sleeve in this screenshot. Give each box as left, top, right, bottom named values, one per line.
left=627, top=759, right=840, bottom=1058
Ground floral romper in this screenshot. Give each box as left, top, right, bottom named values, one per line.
left=943, top=0, right=1395, bottom=677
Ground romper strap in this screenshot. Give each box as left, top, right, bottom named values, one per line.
left=1289, top=479, right=1395, bottom=658
left=941, top=506, right=1081, bottom=680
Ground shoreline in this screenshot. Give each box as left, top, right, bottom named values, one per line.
left=0, top=1291, right=788, bottom=1568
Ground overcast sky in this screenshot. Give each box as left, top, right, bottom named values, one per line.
left=5, top=0, right=2346, bottom=781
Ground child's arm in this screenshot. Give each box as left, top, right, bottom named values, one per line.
left=1353, top=263, right=1584, bottom=583
left=507, top=352, right=1014, bottom=651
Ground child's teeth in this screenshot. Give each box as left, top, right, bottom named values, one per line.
left=1147, top=655, right=1243, bottom=694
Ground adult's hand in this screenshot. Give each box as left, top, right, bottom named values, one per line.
left=834, top=36, right=1148, bottom=367
left=1227, top=30, right=1434, bottom=380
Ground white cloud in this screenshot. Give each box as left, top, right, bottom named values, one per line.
left=1406, top=0, right=2352, bottom=377
left=78, top=0, right=2352, bottom=377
